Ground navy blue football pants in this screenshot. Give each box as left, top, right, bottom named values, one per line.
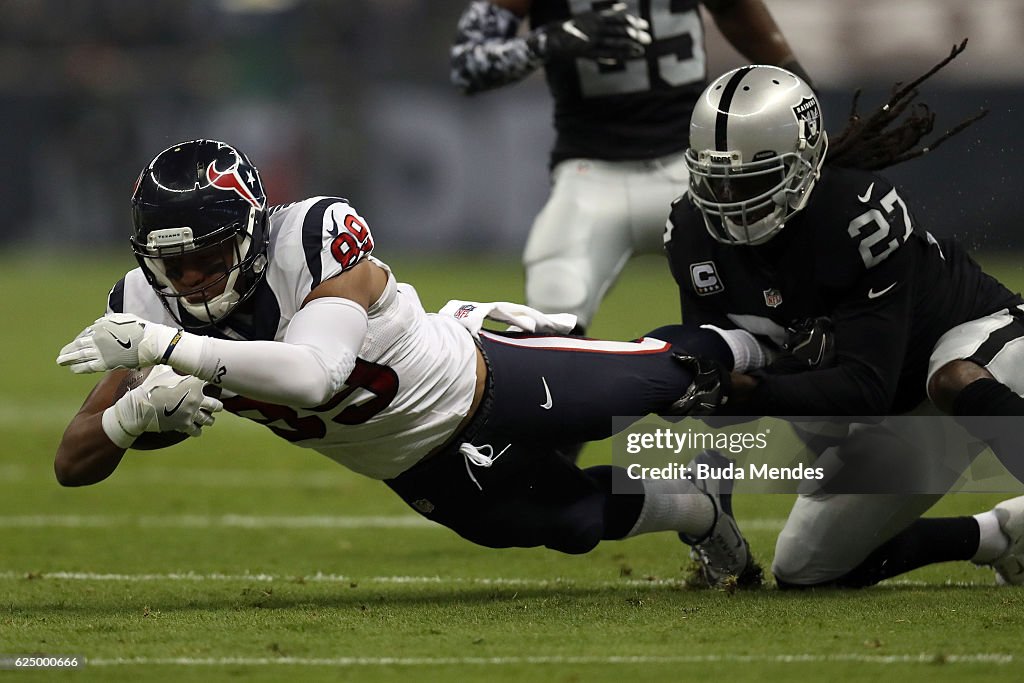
left=385, top=325, right=729, bottom=554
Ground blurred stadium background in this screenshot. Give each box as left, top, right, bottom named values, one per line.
left=2, top=0, right=1022, bottom=256
left=5, top=3, right=1024, bottom=679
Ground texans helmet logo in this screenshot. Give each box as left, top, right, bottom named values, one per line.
left=206, top=156, right=263, bottom=209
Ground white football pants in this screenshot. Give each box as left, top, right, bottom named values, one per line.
left=522, top=151, right=689, bottom=328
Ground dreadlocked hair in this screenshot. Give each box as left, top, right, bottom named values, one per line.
left=827, top=39, right=988, bottom=171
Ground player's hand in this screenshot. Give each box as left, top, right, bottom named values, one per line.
left=668, top=353, right=731, bottom=416
left=56, top=313, right=178, bottom=374
left=529, top=2, right=651, bottom=63
left=772, top=316, right=835, bottom=373
left=102, top=366, right=223, bottom=448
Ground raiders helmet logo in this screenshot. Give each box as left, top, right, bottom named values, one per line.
left=792, top=96, right=822, bottom=147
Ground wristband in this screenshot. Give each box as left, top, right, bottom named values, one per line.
left=101, top=405, right=138, bottom=449
left=161, top=330, right=184, bottom=363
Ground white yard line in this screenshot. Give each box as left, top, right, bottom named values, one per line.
left=0, top=570, right=985, bottom=589
left=0, top=514, right=435, bottom=528
left=0, top=570, right=688, bottom=588
left=0, top=464, right=347, bottom=489
left=0, top=514, right=793, bottom=531
left=83, top=654, right=1014, bottom=667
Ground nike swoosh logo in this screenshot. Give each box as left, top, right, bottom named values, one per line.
left=867, top=282, right=897, bottom=299
left=163, top=392, right=189, bottom=417
left=540, top=377, right=553, bottom=410
left=562, top=20, right=589, bottom=42
left=108, top=330, right=132, bottom=349
left=858, top=183, right=874, bottom=203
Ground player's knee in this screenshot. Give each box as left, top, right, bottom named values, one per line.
left=771, top=525, right=854, bottom=587
left=543, top=496, right=606, bottom=555
left=770, top=530, right=815, bottom=586
left=928, top=360, right=993, bottom=413
left=525, top=261, right=592, bottom=321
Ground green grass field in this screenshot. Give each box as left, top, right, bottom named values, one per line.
left=3, top=249, right=1024, bottom=682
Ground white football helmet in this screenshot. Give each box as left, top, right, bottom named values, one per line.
left=685, top=65, right=828, bottom=245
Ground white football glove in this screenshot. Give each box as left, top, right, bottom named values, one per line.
left=56, top=313, right=180, bottom=374
left=101, top=365, right=223, bottom=449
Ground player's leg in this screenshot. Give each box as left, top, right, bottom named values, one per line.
left=475, top=325, right=731, bottom=444
left=385, top=435, right=718, bottom=557
left=773, top=416, right=1005, bottom=587
left=928, top=305, right=1024, bottom=482
left=522, top=159, right=634, bottom=331
left=385, top=328, right=753, bottom=582
left=625, top=149, right=690, bottom=255
left=461, top=327, right=755, bottom=581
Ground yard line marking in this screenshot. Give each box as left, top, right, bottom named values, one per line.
left=0, top=570, right=691, bottom=588
left=84, top=654, right=1014, bottom=667
left=0, top=514, right=793, bottom=531
left=0, top=514, right=435, bottom=529
left=0, top=570, right=988, bottom=589
left=0, top=464, right=349, bottom=488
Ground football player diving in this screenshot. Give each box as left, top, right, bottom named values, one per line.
left=664, top=42, right=1024, bottom=588
left=55, top=139, right=769, bottom=587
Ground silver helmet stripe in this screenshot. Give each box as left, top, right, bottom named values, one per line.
left=715, top=65, right=756, bottom=152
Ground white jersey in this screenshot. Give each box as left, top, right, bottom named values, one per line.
left=108, top=196, right=479, bottom=479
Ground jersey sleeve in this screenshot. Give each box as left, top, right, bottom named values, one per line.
left=294, top=197, right=375, bottom=296
left=665, top=201, right=736, bottom=330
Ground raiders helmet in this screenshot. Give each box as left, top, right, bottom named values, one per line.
left=685, top=65, right=828, bottom=245
left=130, top=139, right=269, bottom=328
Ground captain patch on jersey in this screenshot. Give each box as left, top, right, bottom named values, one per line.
left=690, top=261, right=724, bottom=296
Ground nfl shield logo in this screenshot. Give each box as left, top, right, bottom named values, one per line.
left=454, top=304, right=476, bottom=320
left=763, top=288, right=783, bottom=308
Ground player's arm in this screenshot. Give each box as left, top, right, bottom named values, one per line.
left=702, top=0, right=813, bottom=87
left=58, top=260, right=388, bottom=409
left=450, top=0, right=650, bottom=94
left=54, top=367, right=220, bottom=486
left=727, top=248, right=917, bottom=415
left=55, top=370, right=132, bottom=486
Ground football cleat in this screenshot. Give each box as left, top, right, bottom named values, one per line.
left=680, top=450, right=763, bottom=589
left=989, top=496, right=1024, bottom=585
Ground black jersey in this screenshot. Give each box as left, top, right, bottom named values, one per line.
left=529, top=0, right=706, bottom=166
left=665, top=165, right=1022, bottom=415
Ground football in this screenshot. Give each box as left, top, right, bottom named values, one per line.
left=113, top=367, right=190, bottom=451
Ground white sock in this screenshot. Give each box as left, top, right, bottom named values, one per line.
left=972, top=510, right=1010, bottom=563
left=625, top=478, right=715, bottom=539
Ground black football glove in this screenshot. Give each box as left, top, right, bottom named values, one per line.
left=668, top=353, right=731, bottom=416
left=770, top=316, right=836, bottom=374
left=527, top=2, right=651, bottom=63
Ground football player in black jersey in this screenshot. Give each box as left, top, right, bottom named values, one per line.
left=664, top=42, right=1024, bottom=588
left=451, top=0, right=810, bottom=333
